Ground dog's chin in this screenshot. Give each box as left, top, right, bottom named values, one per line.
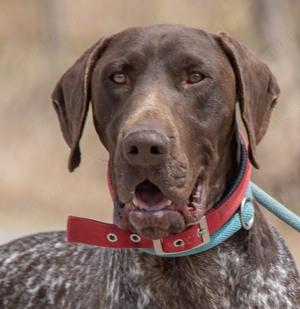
left=128, top=209, right=185, bottom=239
left=114, top=177, right=207, bottom=240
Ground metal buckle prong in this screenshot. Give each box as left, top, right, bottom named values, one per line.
left=152, top=216, right=210, bottom=256
left=197, top=216, right=210, bottom=244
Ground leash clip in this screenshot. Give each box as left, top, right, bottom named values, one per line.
left=152, top=216, right=210, bottom=256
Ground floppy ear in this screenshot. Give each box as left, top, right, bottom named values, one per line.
left=215, top=32, right=280, bottom=168
left=51, top=36, right=111, bottom=172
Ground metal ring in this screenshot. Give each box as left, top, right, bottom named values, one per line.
left=130, top=234, right=141, bottom=243
left=107, top=233, right=118, bottom=242
left=173, top=239, right=185, bottom=247
left=240, top=197, right=254, bottom=230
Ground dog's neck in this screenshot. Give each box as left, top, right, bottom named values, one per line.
left=206, top=129, right=241, bottom=210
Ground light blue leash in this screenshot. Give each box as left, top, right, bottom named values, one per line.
left=251, top=182, right=300, bottom=233
left=140, top=182, right=300, bottom=257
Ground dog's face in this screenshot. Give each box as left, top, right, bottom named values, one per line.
left=52, top=25, right=279, bottom=240
left=91, top=26, right=237, bottom=238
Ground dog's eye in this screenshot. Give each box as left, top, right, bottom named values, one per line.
left=111, top=72, right=126, bottom=84
left=187, top=72, right=203, bottom=84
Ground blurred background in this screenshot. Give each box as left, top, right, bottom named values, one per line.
left=0, top=0, right=299, bottom=267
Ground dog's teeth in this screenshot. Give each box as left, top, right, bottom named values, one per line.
left=165, top=200, right=172, bottom=206
left=132, top=196, right=139, bottom=206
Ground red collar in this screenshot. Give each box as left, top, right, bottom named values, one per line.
left=67, top=133, right=251, bottom=255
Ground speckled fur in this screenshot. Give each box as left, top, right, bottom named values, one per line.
left=0, top=206, right=299, bottom=308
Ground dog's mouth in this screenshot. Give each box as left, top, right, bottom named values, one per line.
left=115, top=176, right=207, bottom=240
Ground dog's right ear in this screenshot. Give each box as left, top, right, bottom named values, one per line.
left=215, top=32, right=280, bottom=169
left=51, top=36, right=111, bottom=172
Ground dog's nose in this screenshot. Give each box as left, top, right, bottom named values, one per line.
left=122, top=130, right=169, bottom=166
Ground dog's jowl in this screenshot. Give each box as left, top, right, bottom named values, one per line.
left=1, top=25, right=299, bottom=309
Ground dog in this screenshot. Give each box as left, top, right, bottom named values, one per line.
left=1, top=24, right=299, bottom=309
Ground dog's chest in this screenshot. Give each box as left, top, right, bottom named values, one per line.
left=1, top=230, right=299, bottom=309
left=99, top=244, right=297, bottom=309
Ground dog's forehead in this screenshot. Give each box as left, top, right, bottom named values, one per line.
left=107, top=25, right=219, bottom=59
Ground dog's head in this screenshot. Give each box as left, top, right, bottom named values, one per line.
left=52, top=25, right=279, bottom=240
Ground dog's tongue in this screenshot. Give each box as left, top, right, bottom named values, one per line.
left=135, top=191, right=169, bottom=211
left=135, top=180, right=171, bottom=211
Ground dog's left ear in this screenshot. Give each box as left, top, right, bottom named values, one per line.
left=215, top=32, right=280, bottom=168
left=51, top=36, right=111, bottom=172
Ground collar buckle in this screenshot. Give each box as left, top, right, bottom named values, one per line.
left=152, top=216, right=210, bottom=256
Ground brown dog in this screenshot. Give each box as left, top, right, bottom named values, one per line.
left=52, top=24, right=278, bottom=240
left=1, top=25, right=299, bottom=308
